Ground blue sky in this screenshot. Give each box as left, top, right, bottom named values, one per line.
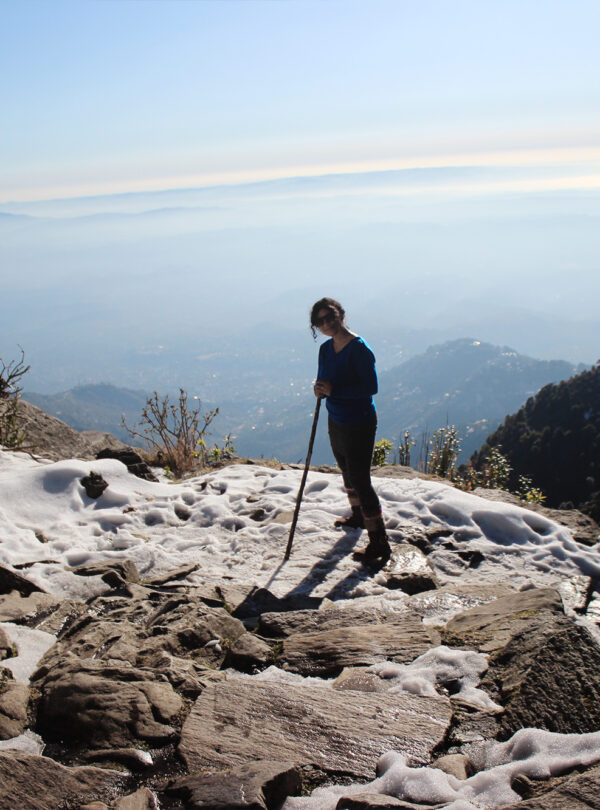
left=2, top=0, right=600, bottom=203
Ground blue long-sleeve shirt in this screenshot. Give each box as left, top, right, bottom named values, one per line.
left=317, top=336, right=378, bottom=424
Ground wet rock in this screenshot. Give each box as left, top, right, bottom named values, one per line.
left=96, top=447, right=158, bottom=482
left=33, top=654, right=183, bottom=749
left=136, top=647, right=225, bottom=699
left=0, top=749, right=126, bottom=810
left=179, top=676, right=452, bottom=778
left=0, top=563, right=45, bottom=596
left=0, top=676, right=30, bottom=739
left=483, top=613, right=600, bottom=738
left=383, top=544, right=439, bottom=594
left=280, top=619, right=440, bottom=677
left=442, top=587, right=564, bottom=652
left=166, top=760, right=302, bottom=809
left=499, top=762, right=600, bottom=808
left=115, top=787, right=160, bottom=810
left=226, top=632, right=273, bottom=673
left=408, top=583, right=515, bottom=625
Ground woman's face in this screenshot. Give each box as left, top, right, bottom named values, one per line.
left=315, top=307, right=341, bottom=336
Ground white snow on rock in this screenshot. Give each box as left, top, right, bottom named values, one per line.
left=369, top=645, right=503, bottom=711
left=0, top=455, right=598, bottom=601
left=0, top=623, right=56, bottom=683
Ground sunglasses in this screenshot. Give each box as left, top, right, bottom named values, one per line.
left=314, top=312, right=336, bottom=327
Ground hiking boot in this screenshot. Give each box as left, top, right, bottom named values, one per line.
left=334, top=508, right=364, bottom=529
left=352, top=531, right=391, bottom=563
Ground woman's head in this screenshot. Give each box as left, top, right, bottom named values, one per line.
left=310, top=297, right=346, bottom=339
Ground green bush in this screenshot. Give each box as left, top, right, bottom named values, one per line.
left=372, top=438, right=393, bottom=467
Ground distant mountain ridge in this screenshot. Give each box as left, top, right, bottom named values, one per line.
left=376, top=338, right=584, bottom=462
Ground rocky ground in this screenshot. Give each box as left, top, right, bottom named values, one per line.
left=1, top=536, right=600, bottom=809
left=1, top=410, right=600, bottom=809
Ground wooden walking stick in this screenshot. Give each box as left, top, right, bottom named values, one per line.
left=284, top=397, right=322, bottom=560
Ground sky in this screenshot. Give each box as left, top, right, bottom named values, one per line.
left=2, top=0, right=600, bottom=203
left=1, top=0, right=599, bottom=393
left=1, top=450, right=600, bottom=807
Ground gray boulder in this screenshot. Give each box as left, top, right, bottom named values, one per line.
left=442, top=587, right=564, bottom=652
left=179, top=676, right=452, bottom=778
left=483, top=614, right=600, bottom=738
left=33, top=654, right=183, bottom=749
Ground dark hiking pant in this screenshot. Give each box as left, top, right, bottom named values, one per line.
left=328, top=415, right=382, bottom=523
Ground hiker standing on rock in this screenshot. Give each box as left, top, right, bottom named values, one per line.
left=311, top=297, right=391, bottom=563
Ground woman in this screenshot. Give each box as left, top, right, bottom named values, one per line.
left=311, top=297, right=391, bottom=562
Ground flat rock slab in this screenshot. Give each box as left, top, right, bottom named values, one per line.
left=166, top=760, right=302, bottom=809
left=408, top=583, right=515, bottom=626
left=258, top=603, right=415, bottom=638
left=484, top=614, right=600, bottom=738
left=280, top=620, right=440, bottom=677
left=0, top=749, right=126, bottom=810
left=442, top=587, right=564, bottom=652
left=499, top=763, right=600, bottom=809
left=179, top=677, right=452, bottom=778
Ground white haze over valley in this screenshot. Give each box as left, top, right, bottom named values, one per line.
left=2, top=173, right=599, bottom=399
left=1, top=450, right=600, bottom=808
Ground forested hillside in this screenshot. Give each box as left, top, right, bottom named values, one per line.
left=472, top=364, right=600, bottom=521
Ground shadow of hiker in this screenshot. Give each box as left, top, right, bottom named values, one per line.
left=230, top=528, right=378, bottom=625
left=283, top=527, right=373, bottom=601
